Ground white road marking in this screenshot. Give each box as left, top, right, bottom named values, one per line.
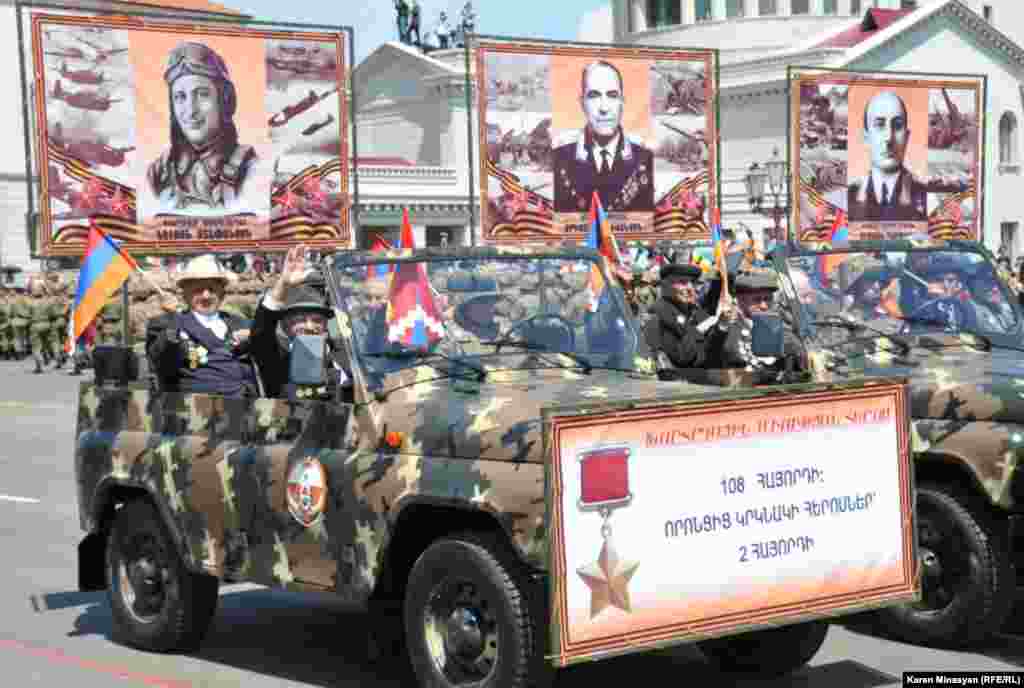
left=0, top=495, right=41, bottom=504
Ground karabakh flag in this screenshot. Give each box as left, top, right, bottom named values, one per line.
left=67, top=220, right=138, bottom=352
left=385, top=208, right=445, bottom=349
left=367, top=233, right=394, bottom=279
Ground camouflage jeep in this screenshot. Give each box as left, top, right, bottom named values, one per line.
left=74, top=246, right=912, bottom=687
left=750, top=238, right=1024, bottom=647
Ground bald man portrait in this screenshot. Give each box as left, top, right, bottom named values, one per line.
left=847, top=90, right=928, bottom=223
left=553, top=60, right=655, bottom=213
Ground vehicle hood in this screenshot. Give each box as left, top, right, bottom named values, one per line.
left=818, top=333, right=1024, bottom=423
left=372, top=364, right=704, bottom=463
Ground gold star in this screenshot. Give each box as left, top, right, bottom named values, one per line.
left=576, top=537, right=639, bottom=619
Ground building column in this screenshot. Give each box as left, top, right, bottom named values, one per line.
left=681, top=0, right=695, bottom=24
left=712, top=0, right=727, bottom=19
left=630, top=0, right=648, bottom=31
left=412, top=223, right=427, bottom=247
left=778, top=0, right=792, bottom=15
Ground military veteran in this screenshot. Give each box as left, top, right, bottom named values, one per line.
left=553, top=60, right=655, bottom=213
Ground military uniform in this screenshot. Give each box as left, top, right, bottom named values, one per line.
left=0, top=289, right=11, bottom=359
left=10, top=289, right=30, bottom=357
left=643, top=264, right=723, bottom=375
left=553, top=127, right=655, bottom=213
left=28, top=291, right=57, bottom=372
left=847, top=167, right=928, bottom=223
left=98, top=299, right=124, bottom=346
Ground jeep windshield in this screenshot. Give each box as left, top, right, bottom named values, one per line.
left=783, top=247, right=1021, bottom=349
left=330, top=252, right=640, bottom=378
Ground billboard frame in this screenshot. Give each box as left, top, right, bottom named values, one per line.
left=786, top=65, right=987, bottom=246
left=15, top=0, right=359, bottom=258
left=466, top=33, right=721, bottom=246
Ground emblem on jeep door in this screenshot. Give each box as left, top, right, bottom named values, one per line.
left=286, top=457, right=327, bottom=527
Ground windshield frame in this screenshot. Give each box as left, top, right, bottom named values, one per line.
left=775, top=240, right=1024, bottom=351
left=324, top=247, right=644, bottom=391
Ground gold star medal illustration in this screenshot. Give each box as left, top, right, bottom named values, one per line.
left=575, top=444, right=639, bottom=619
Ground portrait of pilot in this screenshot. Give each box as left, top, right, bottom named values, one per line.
left=847, top=90, right=928, bottom=223
left=553, top=60, right=655, bottom=213
left=147, top=42, right=259, bottom=212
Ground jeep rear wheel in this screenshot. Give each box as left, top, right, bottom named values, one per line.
left=106, top=499, right=219, bottom=652
left=698, top=619, right=828, bottom=677
left=404, top=532, right=538, bottom=688
left=875, top=483, right=1014, bottom=647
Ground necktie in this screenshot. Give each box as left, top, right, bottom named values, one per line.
left=881, top=182, right=889, bottom=206
left=601, top=150, right=610, bottom=174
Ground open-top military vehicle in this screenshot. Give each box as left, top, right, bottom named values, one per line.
left=74, top=246, right=918, bottom=687
left=735, top=238, right=1023, bottom=647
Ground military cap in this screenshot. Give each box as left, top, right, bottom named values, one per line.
left=455, top=293, right=503, bottom=339
left=733, top=270, right=779, bottom=293
left=165, top=42, right=232, bottom=86
left=660, top=263, right=702, bottom=282
left=282, top=286, right=332, bottom=316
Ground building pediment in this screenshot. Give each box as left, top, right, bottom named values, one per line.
left=354, top=41, right=461, bottom=92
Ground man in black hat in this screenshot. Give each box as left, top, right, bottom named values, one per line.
left=247, top=244, right=351, bottom=400
left=706, top=270, right=805, bottom=375
left=643, top=263, right=724, bottom=375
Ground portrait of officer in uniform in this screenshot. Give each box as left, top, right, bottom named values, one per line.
left=847, top=90, right=928, bottom=223
left=553, top=60, right=655, bottom=213
left=146, top=42, right=259, bottom=212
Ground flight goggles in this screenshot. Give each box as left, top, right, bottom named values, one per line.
left=164, top=42, right=231, bottom=85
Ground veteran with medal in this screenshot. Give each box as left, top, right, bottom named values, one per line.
left=553, top=60, right=655, bottom=213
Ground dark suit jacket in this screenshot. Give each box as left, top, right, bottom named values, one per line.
left=704, top=318, right=804, bottom=374
left=553, top=127, right=655, bottom=213
left=643, top=298, right=724, bottom=370
left=847, top=167, right=928, bottom=223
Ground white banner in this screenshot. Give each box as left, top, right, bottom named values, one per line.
left=548, top=385, right=915, bottom=662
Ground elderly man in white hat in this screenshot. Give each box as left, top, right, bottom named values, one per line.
left=146, top=253, right=262, bottom=398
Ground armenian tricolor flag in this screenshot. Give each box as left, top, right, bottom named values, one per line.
left=816, top=210, right=850, bottom=284
left=367, top=233, right=394, bottom=279
left=66, top=220, right=138, bottom=352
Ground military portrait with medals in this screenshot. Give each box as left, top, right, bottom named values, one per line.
left=553, top=60, right=655, bottom=214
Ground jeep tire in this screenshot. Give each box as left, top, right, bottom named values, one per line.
left=404, top=531, right=539, bottom=688
left=106, top=498, right=220, bottom=652
left=874, top=483, right=1015, bottom=647
left=698, top=619, right=829, bottom=677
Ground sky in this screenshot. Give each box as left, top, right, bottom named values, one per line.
left=230, top=0, right=613, bottom=65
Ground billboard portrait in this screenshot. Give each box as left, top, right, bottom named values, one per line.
left=25, top=10, right=352, bottom=256
left=474, top=38, right=718, bottom=244
left=791, top=68, right=984, bottom=243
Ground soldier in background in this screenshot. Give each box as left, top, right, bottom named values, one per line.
left=0, top=284, right=11, bottom=360
left=97, top=292, right=124, bottom=346
left=11, top=283, right=30, bottom=360
left=27, top=278, right=55, bottom=373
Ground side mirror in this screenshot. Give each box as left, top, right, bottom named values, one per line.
left=288, top=334, right=327, bottom=386
left=751, top=313, right=785, bottom=359
left=92, top=346, right=139, bottom=387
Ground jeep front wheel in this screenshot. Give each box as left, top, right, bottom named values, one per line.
left=106, top=498, right=220, bottom=652
left=698, top=619, right=829, bottom=677
left=874, top=483, right=1015, bottom=646
left=404, top=532, right=538, bottom=688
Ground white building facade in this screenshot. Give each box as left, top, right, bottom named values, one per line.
left=351, top=41, right=479, bottom=250
left=611, top=0, right=1024, bottom=256
left=0, top=0, right=251, bottom=273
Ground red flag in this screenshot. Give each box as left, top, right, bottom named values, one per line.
left=400, top=208, right=416, bottom=249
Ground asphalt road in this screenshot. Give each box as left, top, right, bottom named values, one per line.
left=5, top=358, right=1024, bottom=687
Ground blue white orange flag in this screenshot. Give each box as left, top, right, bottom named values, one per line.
left=66, top=220, right=139, bottom=352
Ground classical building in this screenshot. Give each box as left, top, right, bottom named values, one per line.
left=610, top=0, right=1024, bottom=255
left=0, top=0, right=252, bottom=272
left=351, top=41, right=479, bottom=249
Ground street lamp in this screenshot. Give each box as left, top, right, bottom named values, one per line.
left=745, top=147, right=790, bottom=242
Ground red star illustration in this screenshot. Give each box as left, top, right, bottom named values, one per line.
left=302, top=176, right=326, bottom=205
left=277, top=186, right=299, bottom=210
left=682, top=190, right=699, bottom=210
left=110, top=187, right=130, bottom=216
left=79, top=177, right=105, bottom=209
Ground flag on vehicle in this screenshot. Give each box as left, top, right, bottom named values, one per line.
left=816, top=210, right=850, bottom=285
left=66, top=219, right=139, bottom=353
left=385, top=208, right=445, bottom=349
left=367, top=233, right=394, bottom=279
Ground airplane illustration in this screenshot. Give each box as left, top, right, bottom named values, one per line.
left=45, top=46, right=88, bottom=60
left=57, top=61, right=106, bottom=86
left=50, top=80, right=122, bottom=112
left=76, top=37, right=128, bottom=63
left=49, top=123, right=133, bottom=168
left=301, top=113, right=335, bottom=136
left=266, top=56, right=335, bottom=79
left=268, top=87, right=338, bottom=128
left=279, top=44, right=322, bottom=56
